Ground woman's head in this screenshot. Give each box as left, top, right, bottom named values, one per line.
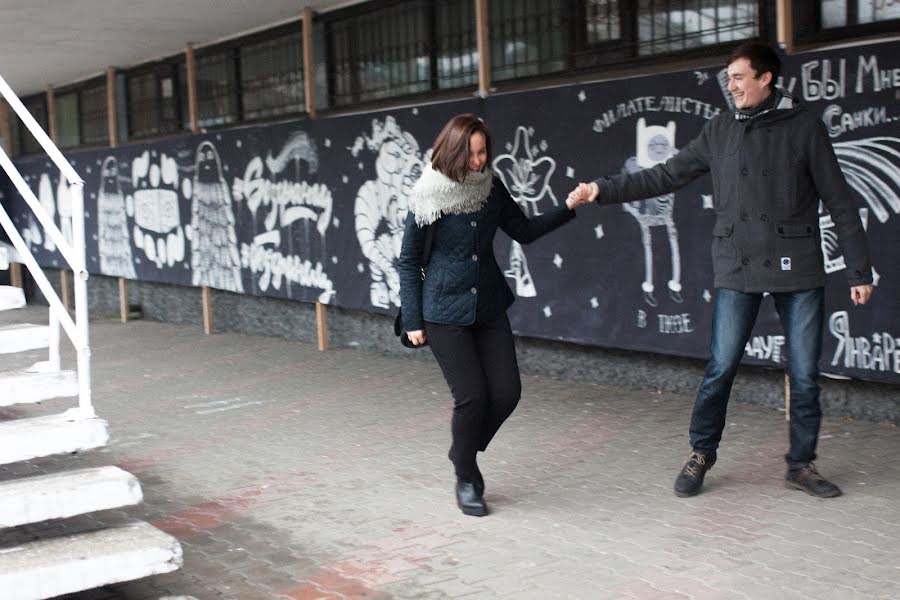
left=431, top=114, right=492, bottom=182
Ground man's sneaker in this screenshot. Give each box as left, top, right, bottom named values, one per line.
left=674, top=450, right=717, bottom=497
left=785, top=463, right=842, bottom=498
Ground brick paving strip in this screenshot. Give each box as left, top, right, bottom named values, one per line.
left=1, top=307, right=898, bottom=600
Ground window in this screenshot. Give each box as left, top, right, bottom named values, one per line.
left=635, top=0, right=759, bottom=56
left=490, top=0, right=570, bottom=81
left=126, top=60, right=185, bottom=140
left=78, top=81, right=108, bottom=146
left=325, top=0, right=475, bottom=107
left=55, top=92, right=80, bottom=149
left=240, top=30, right=305, bottom=120
left=196, top=50, right=239, bottom=128
left=18, top=94, right=48, bottom=155
left=796, top=0, right=899, bottom=41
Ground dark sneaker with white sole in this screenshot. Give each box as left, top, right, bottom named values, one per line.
left=674, top=449, right=717, bottom=497
left=785, top=463, right=842, bottom=498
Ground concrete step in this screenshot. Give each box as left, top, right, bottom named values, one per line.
left=0, top=410, right=108, bottom=466
left=0, top=323, right=49, bottom=354
left=0, top=467, right=143, bottom=529
left=0, top=369, right=78, bottom=406
left=0, top=285, right=26, bottom=310
left=0, top=521, right=183, bottom=600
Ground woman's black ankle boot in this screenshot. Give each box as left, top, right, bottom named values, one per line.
left=456, top=480, right=488, bottom=516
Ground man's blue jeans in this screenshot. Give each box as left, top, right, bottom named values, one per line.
left=690, top=287, right=825, bottom=467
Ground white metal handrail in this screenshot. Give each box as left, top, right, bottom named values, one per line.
left=0, top=73, right=93, bottom=417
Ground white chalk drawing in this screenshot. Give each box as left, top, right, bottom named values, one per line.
left=820, top=136, right=898, bottom=277
left=188, top=141, right=243, bottom=293
left=97, top=157, right=136, bottom=279
left=232, top=131, right=335, bottom=302
left=131, top=150, right=186, bottom=269
left=493, top=126, right=558, bottom=298
left=351, top=116, right=426, bottom=309
left=829, top=311, right=900, bottom=374
left=37, top=173, right=56, bottom=252
left=56, top=177, right=74, bottom=248
left=621, top=118, right=683, bottom=307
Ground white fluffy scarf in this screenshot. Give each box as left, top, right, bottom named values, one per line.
left=408, top=164, right=493, bottom=226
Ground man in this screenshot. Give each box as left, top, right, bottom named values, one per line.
left=570, top=42, right=873, bottom=498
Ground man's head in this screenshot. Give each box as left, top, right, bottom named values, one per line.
left=726, top=42, right=780, bottom=110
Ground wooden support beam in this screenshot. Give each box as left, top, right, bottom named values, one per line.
left=303, top=7, right=316, bottom=118
left=118, top=278, right=128, bottom=323
left=202, top=286, right=213, bottom=335
left=186, top=44, right=199, bottom=133
left=316, top=302, right=328, bottom=352
left=776, top=0, right=794, bottom=55
left=46, top=86, right=58, bottom=143
left=0, top=99, right=12, bottom=155
left=10, top=263, right=23, bottom=288
left=60, top=270, right=71, bottom=311
left=475, top=0, right=491, bottom=97
left=784, top=373, right=791, bottom=421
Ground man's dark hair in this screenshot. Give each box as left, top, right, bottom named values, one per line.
left=728, top=42, right=780, bottom=90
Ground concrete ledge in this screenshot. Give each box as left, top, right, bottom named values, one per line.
left=0, top=285, right=26, bottom=311
left=0, top=370, right=77, bottom=406
left=0, top=521, right=183, bottom=600
left=0, top=411, right=109, bottom=466
left=0, top=466, right=143, bottom=529
left=0, top=324, right=49, bottom=354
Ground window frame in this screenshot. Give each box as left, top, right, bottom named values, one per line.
left=124, top=56, right=187, bottom=142
left=17, top=93, right=50, bottom=157
left=794, top=0, right=900, bottom=44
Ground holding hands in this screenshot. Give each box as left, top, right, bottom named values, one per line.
left=566, top=182, right=600, bottom=209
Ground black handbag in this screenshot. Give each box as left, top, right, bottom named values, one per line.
left=395, top=224, right=435, bottom=348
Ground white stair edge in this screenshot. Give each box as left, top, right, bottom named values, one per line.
left=0, top=285, right=26, bottom=311
left=0, top=521, right=183, bottom=600
left=0, top=324, right=49, bottom=354
left=0, top=466, right=143, bottom=529
left=0, top=411, right=109, bottom=466
left=0, top=370, right=77, bottom=406
left=0, top=241, right=20, bottom=264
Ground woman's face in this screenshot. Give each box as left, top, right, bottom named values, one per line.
left=468, top=132, right=488, bottom=172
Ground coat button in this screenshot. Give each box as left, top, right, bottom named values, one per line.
left=764, top=259, right=772, bottom=267
left=470, top=287, right=477, bottom=294
left=760, top=214, right=769, bottom=222
left=741, top=168, right=749, bottom=176
left=740, top=211, right=750, bottom=221
left=470, top=221, right=477, bottom=227
left=742, top=258, right=750, bottom=266
left=471, top=254, right=478, bottom=261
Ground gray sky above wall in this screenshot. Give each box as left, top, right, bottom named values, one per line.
left=0, top=0, right=362, bottom=96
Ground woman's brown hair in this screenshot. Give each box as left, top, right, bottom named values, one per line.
left=430, top=114, right=493, bottom=183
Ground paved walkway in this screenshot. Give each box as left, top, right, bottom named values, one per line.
left=2, top=306, right=899, bottom=600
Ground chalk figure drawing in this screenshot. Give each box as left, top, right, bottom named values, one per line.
left=36, top=173, right=57, bottom=252
left=190, top=141, right=244, bottom=293
left=131, top=150, right=186, bottom=269
left=97, top=157, right=136, bottom=278
left=621, top=118, right=683, bottom=307
left=493, top=125, right=558, bottom=297
left=352, top=116, right=426, bottom=309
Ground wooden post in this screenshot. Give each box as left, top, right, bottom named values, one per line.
left=0, top=100, right=23, bottom=288
left=784, top=373, right=791, bottom=421
left=303, top=7, right=316, bottom=118
left=776, top=0, right=794, bottom=55
left=106, top=67, right=131, bottom=323
left=118, top=278, right=128, bottom=324
left=186, top=44, right=214, bottom=335
left=475, top=0, right=491, bottom=97
left=316, top=302, right=328, bottom=352
left=202, top=286, right=213, bottom=335
left=10, top=263, right=23, bottom=288
left=60, top=269, right=71, bottom=311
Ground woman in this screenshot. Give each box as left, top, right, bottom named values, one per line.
left=398, top=114, right=590, bottom=516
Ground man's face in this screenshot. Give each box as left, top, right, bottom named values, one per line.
left=726, top=57, right=772, bottom=110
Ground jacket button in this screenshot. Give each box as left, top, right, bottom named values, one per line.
left=760, top=214, right=768, bottom=222
left=741, top=168, right=749, bottom=176
left=471, top=255, right=478, bottom=261
left=764, top=259, right=772, bottom=267
left=470, top=221, right=477, bottom=227
left=470, top=287, right=477, bottom=294
left=742, top=258, right=750, bottom=266
left=740, top=212, right=749, bottom=221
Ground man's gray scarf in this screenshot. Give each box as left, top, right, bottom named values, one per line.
left=734, top=88, right=794, bottom=121
left=408, top=164, right=493, bottom=226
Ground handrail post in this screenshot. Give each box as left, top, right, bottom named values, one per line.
left=70, top=182, right=93, bottom=417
